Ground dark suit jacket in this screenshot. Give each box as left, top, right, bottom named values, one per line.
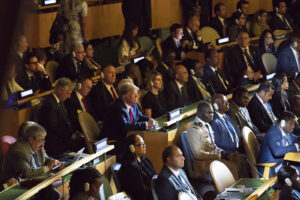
left=210, top=112, right=239, bottom=152
left=288, top=81, right=300, bottom=104
left=88, top=81, right=115, bottom=121
left=156, top=62, right=173, bottom=85
left=0, top=139, right=52, bottom=183
left=226, top=45, right=263, bottom=87
left=64, top=91, right=96, bottom=131
left=162, top=36, right=184, bottom=60
left=15, top=68, right=52, bottom=92
left=119, top=155, right=156, bottom=200
left=155, top=165, right=200, bottom=200
left=268, top=13, right=293, bottom=31
left=182, top=27, right=204, bottom=52
left=209, top=17, right=229, bottom=38
left=247, top=94, right=274, bottom=133
left=276, top=46, right=299, bottom=77
left=258, top=124, right=298, bottom=164
left=37, top=94, right=75, bottom=157
left=203, top=64, right=231, bottom=94
left=163, top=79, right=191, bottom=111
left=187, top=76, right=204, bottom=102
left=270, top=91, right=290, bottom=118
left=56, top=54, right=91, bottom=81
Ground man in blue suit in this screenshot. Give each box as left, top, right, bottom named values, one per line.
left=104, top=82, right=157, bottom=161
left=258, top=111, right=300, bottom=175
left=210, top=94, right=249, bottom=177
left=276, top=33, right=300, bottom=79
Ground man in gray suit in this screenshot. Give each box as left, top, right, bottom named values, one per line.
left=155, top=145, right=202, bottom=200
left=0, top=122, right=60, bottom=183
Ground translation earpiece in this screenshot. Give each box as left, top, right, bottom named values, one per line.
left=72, top=51, right=76, bottom=58
left=258, top=15, right=261, bottom=20
left=285, top=178, right=293, bottom=187
left=294, top=41, right=298, bottom=48
left=84, top=182, right=90, bottom=192
left=190, top=69, right=195, bottom=76
left=150, top=81, right=154, bottom=87
left=280, top=120, right=286, bottom=127
left=129, top=144, right=135, bottom=153
left=235, top=19, right=239, bottom=24
left=76, top=82, right=82, bottom=90
left=213, top=103, right=219, bottom=111
left=275, top=7, right=279, bottom=13
left=238, top=8, right=242, bottom=12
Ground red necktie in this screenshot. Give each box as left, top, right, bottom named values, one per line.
left=81, top=98, right=89, bottom=112
left=129, top=107, right=134, bottom=123
left=111, top=86, right=117, bottom=101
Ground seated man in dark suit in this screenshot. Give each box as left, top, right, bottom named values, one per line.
left=0, top=122, right=60, bottom=183
left=182, top=16, right=204, bottom=52
left=117, top=63, right=142, bottom=88
left=288, top=73, right=300, bottom=105
left=38, top=78, right=84, bottom=157
left=64, top=76, right=95, bottom=131
left=248, top=82, right=276, bottom=133
left=210, top=94, right=249, bottom=177
left=210, top=3, right=229, bottom=38
left=163, top=64, right=191, bottom=111
left=203, top=49, right=231, bottom=94
left=227, top=87, right=260, bottom=136
left=155, top=145, right=202, bottom=200
left=236, top=0, right=249, bottom=17
left=226, top=31, right=264, bottom=87
left=276, top=33, right=300, bottom=79
left=104, top=82, right=157, bottom=161
left=291, top=95, right=300, bottom=135
left=15, top=52, right=52, bottom=93
left=269, top=0, right=293, bottom=32
left=56, top=43, right=91, bottom=81
left=156, top=49, right=176, bottom=86
left=89, top=64, right=118, bottom=122
left=258, top=111, right=300, bottom=175
left=162, top=24, right=186, bottom=60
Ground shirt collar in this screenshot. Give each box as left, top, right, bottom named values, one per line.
left=290, top=45, right=298, bottom=55
left=53, top=93, right=60, bottom=104
left=209, top=65, right=217, bottom=72
left=175, top=80, right=184, bottom=90
left=256, top=94, right=266, bottom=105
left=218, top=16, right=225, bottom=23
left=216, top=111, right=224, bottom=119
left=241, top=46, right=249, bottom=51
left=168, top=166, right=180, bottom=177
left=195, top=116, right=210, bottom=127
left=75, top=91, right=83, bottom=101
left=124, top=102, right=131, bottom=111
left=187, top=28, right=193, bottom=35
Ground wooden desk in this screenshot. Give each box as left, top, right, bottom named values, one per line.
left=0, top=145, right=114, bottom=200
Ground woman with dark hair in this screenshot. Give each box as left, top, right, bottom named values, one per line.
left=119, top=134, right=156, bottom=200
left=136, top=58, right=154, bottom=89
left=118, top=23, right=143, bottom=65
left=83, top=42, right=101, bottom=76
left=270, top=73, right=290, bottom=118
left=275, top=165, right=300, bottom=200
left=258, top=30, right=276, bottom=55
left=227, top=11, right=247, bottom=41
left=250, top=9, right=270, bottom=37
left=141, top=71, right=167, bottom=118
left=69, top=167, right=103, bottom=200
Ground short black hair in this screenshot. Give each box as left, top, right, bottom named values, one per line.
left=162, top=145, right=176, bottom=163
left=101, top=64, right=115, bottom=72
left=272, top=73, right=287, bottom=94
left=170, top=23, right=183, bottom=34
left=214, top=3, right=225, bottom=14
left=278, top=111, right=295, bottom=123
left=237, top=30, right=250, bottom=38
left=257, top=82, right=274, bottom=93
left=232, top=87, right=248, bottom=100
left=196, top=102, right=211, bottom=116
left=277, top=165, right=297, bottom=185
left=237, top=0, right=249, bottom=10
left=205, top=48, right=217, bottom=61
left=258, top=29, right=274, bottom=48
left=23, top=51, right=37, bottom=66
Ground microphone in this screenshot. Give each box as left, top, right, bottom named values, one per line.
left=245, top=158, right=264, bottom=178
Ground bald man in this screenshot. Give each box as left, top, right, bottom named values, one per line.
left=210, top=94, right=249, bottom=178
left=163, top=64, right=191, bottom=111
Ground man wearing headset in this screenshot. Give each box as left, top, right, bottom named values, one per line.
left=277, top=32, right=300, bottom=80
left=258, top=111, right=300, bottom=176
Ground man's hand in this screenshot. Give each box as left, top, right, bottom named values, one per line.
left=147, top=118, right=158, bottom=129
left=182, top=40, right=190, bottom=48
left=47, top=160, right=59, bottom=170
left=6, top=178, right=18, bottom=187
left=253, top=71, right=262, bottom=82
left=247, top=71, right=254, bottom=80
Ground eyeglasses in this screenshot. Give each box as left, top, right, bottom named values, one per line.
left=134, top=143, right=146, bottom=147
left=76, top=51, right=85, bottom=54
left=34, top=137, right=46, bottom=143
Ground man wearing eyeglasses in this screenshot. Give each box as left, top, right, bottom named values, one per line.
left=56, top=43, right=90, bottom=81
left=0, top=122, right=61, bottom=184
left=15, top=52, right=52, bottom=94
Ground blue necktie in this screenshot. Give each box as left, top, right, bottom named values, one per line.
left=178, top=174, right=190, bottom=192
left=223, top=116, right=239, bottom=147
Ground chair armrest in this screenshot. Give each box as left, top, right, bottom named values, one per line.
left=256, top=163, right=276, bottom=167
left=284, top=152, right=300, bottom=162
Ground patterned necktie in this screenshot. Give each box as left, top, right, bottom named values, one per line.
left=110, top=86, right=117, bottom=101
left=32, top=153, right=40, bottom=168
left=282, top=16, right=291, bottom=30
left=223, top=116, right=239, bottom=148
left=243, top=49, right=255, bottom=71
left=178, top=174, right=190, bottom=192
left=129, top=107, right=134, bottom=123
left=81, top=98, right=89, bottom=112
left=216, top=70, right=227, bottom=91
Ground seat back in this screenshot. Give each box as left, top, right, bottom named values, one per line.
left=137, top=89, right=147, bottom=113
left=110, top=163, right=122, bottom=192
left=200, top=26, right=221, bottom=47
left=210, top=160, right=236, bottom=193
left=262, top=53, right=277, bottom=74
left=78, top=111, right=101, bottom=154
left=1, top=136, right=16, bottom=155
left=180, top=131, right=198, bottom=179
left=151, top=175, right=158, bottom=200
left=139, top=36, right=154, bottom=52
left=156, top=38, right=163, bottom=57
left=100, top=175, right=114, bottom=199
left=45, top=60, right=59, bottom=84
left=242, top=126, right=260, bottom=178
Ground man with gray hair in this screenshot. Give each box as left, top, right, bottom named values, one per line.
left=103, top=82, right=158, bottom=161
left=0, top=122, right=60, bottom=183
left=38, top=77, right=85, bottom=157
